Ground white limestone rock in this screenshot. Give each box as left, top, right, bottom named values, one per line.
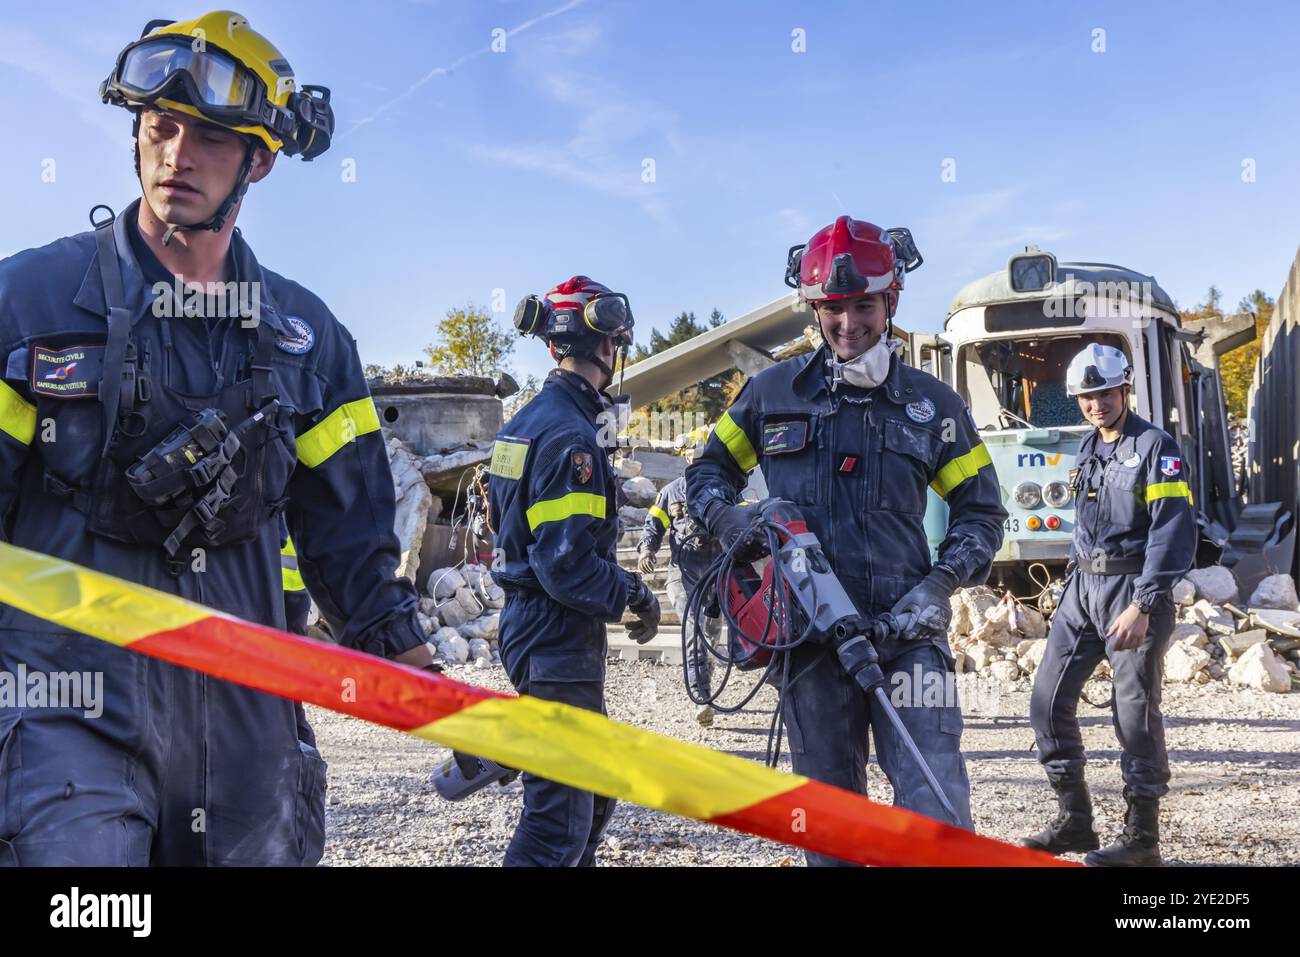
left=1185, top=566, right=1239, bottom=606
left=1247, top=574, right=1300, bottom=612
left=436, top=633, right=470, bottom=665
left=427, top=567, right=467, bottom=601
left=621, top=477, right=658, bottom=508
left=1227, top=642, right=1291, bottom=692
left=1169, top=623, right=1207, bottom=649
left=1164, top=641, right=1211, bottom=682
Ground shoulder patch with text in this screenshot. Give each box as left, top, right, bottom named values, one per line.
left=1159, top=455, right=1182, bottom=477
left=30, top=343, right=105, bottom=399
left=275, top=316, right=316, bottom=354
left=905, top=397, right=936, bottom=423
left=489, top=436, right=530, bottom=480
left=762, top=419, right=808, bottom=454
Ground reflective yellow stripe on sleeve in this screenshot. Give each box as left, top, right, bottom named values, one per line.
left=1145, top=481, right=1192, bottom=505
left=929, top=442, right=993, bottom=499
left=296, top=398, right=381, bottom=468
left=527, top=492, right=607, bottom=532
left=281, top=535, right=305, bottom=592
left=716, top=411, right=757, bottom=473
left=648, top=504, right=670, bottom=530
left=0, top=380, right=36, bottom=446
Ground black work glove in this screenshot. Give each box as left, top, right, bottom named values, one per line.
left=704, top=501, right=768, bottom=560
left=625, top=574, right=661, bottom=644
left=890, top=566, right=960, bottom=642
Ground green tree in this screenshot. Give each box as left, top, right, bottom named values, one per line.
left=424, top=303, right=515, bottom=378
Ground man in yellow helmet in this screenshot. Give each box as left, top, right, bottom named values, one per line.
left=0, top=12, right=433, bottom=865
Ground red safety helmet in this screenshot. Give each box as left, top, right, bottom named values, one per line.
left=785, top=216, right=923, bottom=317
left=545, top=276, right=633, bottom=343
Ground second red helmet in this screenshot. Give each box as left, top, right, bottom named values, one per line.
left=785, top=216, right=923, bottom=315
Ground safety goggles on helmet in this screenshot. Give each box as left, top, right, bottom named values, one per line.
left=102, top=32, right=333, bottom=160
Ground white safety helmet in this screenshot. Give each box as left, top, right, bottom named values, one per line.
left=1066, top=343, right=1133, bottom=397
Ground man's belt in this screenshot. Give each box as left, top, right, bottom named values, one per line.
left=1077, top=555, right=1143, bottom=575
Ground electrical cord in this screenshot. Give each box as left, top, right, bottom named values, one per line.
left=679, top=511, right=826, bottom=766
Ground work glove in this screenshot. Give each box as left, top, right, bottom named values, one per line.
left=704, top=501, right=768, bottom=560
left=637, top=549, right=657, bottom=575
left=890, top=566, right=960, bottom=642
left=625, top=574, right=661, bottom=644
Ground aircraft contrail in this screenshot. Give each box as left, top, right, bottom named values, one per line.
left=344, top=0, right=592, bottom=138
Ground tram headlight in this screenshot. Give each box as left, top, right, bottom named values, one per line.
left=1013, top=481, right=1042, bottom=509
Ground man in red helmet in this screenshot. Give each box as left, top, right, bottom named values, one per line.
left=488, top=276, right=660, bottom=866
left=687, top=217, right=1006, bottom=864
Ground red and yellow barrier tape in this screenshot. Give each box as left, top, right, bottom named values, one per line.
left=0, top=542, right=1069, bottom=867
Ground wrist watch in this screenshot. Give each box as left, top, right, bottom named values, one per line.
left=1133, top=597, right=1154, bottom=615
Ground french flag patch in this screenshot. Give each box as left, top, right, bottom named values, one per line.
left=1159, top=455, right=1181, bottom=477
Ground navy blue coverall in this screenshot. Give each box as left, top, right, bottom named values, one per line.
left=0, top=200, right=426, bottom=865
left=687, top=347, right=1006, bottom=864
left=488, top=368, right=637, bottom=866
left=1030, top=411, right=1196, bottom=798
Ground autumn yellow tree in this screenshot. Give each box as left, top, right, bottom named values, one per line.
left=424, top=303, right=515, bottom=378
left=1184, top=288, right=1274, bottom=418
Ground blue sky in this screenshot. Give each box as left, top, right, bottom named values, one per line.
left=2, top=1, right=1297, bottom=383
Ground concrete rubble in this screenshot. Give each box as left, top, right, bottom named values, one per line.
left=388, top=436, right=435, bottom=584
left=949, top=566, right=1298, bottom=694
left=1247, top=573, right=1300, bottom=611
left=419, top=564, right=503, bottom=666
left=621, top=476, right=658, bottom=509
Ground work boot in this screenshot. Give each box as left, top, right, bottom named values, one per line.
left=696, top=704, right=715, bottom=727
left=1086, top=788, right=1161, bottom=867
left=1021, top=780, right=1100, bottom=854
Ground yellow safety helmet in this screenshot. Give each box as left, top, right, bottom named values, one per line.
left=101, top=10, right=333, bottom=160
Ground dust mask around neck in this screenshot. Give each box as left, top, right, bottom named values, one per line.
left=827, top=336, right=898, bottom=391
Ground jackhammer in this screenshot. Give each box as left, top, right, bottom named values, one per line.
left=684, top=498, right=961, bottom=825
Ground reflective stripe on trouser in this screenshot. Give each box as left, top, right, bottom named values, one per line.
left=1028, top=571, right=1174, bottom=799
left=496, top=589, right=615, bottom=866
left=780, top=639, right=974, bottom=866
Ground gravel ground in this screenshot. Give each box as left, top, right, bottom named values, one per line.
left=315, top=661, right=1300, bottom=866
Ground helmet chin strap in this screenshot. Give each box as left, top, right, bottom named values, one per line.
left=156, top=139, right=257, bottom=246
left=552, top=340, right=619, bottom=391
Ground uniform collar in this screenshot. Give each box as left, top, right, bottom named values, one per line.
left=548, top=367, right=609, bottom=418
left=71, top=197, right=294, bottom=337
left=1083, top=409, right=1146, bottom=459
left=791, top=344, right=908, bottom=403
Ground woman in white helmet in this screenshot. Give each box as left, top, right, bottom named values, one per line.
left=1022, top=343, right=1197, bottom=866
